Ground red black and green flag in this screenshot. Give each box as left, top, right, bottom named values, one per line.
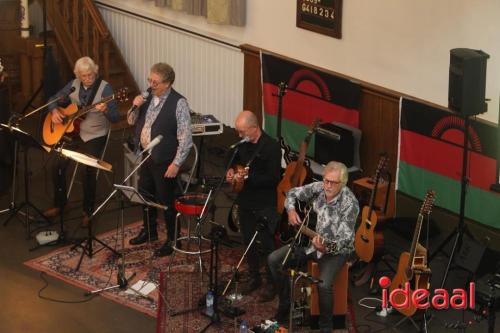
left=261, top=53, right=361, bottom=156
left=398, top=98, right=499, bottom=228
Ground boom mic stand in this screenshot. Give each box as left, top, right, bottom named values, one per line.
left=86, top=184, right=166, bottom=297
left=281, top=204, right=315, bottom=332
left=72, top=147, right=155, bottom=271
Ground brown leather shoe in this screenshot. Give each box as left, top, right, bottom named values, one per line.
left=43, top=207, right=61, bottom=218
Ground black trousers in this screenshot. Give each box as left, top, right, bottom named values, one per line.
left=238, top=206, right=279, bottom=281
left=53, top=135, right=106, bottom=215
left=137, top=158, right=177, bottom=240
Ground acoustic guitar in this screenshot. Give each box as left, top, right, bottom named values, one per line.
left=230, top=164, right=248, bottom=193
left=390, top=190, right=435, bottom=317
left=355, top=154, right=389, bottom=262
left=42, top=87, right=128, bottom=146
left=276, top=118, right=320, bottom=215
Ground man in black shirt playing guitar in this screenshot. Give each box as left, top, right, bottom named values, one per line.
left=225, top=110, right=281, bottom=297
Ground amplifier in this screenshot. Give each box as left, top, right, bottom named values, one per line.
left=191, top=113, right=223, bottom=136
left=475, top=272, right=500, bottom=309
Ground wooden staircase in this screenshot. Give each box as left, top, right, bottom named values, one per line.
left=41, top=0, right=138, bottom=126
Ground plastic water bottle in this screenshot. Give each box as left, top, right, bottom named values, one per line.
left=239, top=319, right=248, bottom=333
left=206, top=291, right=214, bottom=316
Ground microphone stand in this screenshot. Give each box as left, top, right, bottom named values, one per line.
left=1, top=94, right=70, bottom=221
left=72, top=148, right=155, bottom=271
left=280, top=199, right=315, bottom=332
left=17, top=95, right=61, bottom=121
left=170, top=145, right=240, bottom=332
left=85, top=184, right=165, bottom=299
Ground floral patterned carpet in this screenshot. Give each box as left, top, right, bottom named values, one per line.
left=24, top=221, right=355, bottom=332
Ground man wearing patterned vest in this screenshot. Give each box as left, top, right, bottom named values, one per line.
left=43, top=56, right=119, bottom=225
left=127, top=62, right=193, bottom=257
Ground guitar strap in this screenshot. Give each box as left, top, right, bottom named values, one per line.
left=83, top=76, right=103, bottom=107
left=245, top=137, right=265, bottom=167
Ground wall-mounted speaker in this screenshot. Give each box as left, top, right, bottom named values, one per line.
left=448, top=48, right=489, bottom=116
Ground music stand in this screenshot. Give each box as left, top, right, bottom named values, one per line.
left=30, top=147, right=113, bottom=250
left=72, top=147, right=155, bottom=271
left=1, top=124, right=51, bottom=234
left=87, top=184, right=167, bottom=296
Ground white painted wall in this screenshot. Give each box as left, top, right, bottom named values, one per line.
left=98, top=0, right=500, bottom=124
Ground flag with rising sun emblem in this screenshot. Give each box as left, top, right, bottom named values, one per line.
left=398, top=97, right=499, bottom=228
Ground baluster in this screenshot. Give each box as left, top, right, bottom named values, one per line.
left=92, top=27, right=100, bottom=65
left=82, top=9, right=89, bottom=56
left=72, top=0, right=80, bottom=45
left=62, top=0, right=70, bottom=25
left=102, top=39, right=110, bottom=79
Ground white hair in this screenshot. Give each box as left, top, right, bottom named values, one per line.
left=324, top=161, right=348, bottom=186
left=74, top=57, right=99, bottom=76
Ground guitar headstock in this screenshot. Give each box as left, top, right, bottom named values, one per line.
left=304, top=118, right=321, bottom=144
left=420, top=190, right=436, bottom=216
left=278, top=81, right=287, bottom=97
left=115, top=87, right=129, bottom=103
left=373, top=153, right=389, bottom=181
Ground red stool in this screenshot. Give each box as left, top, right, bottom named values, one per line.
left=173, top=193, right=212, bottom=256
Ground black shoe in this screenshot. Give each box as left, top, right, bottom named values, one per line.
left=241, top=277, right=262, bottom=295
left=155, top=241, right=174, bottom=257
left=129, top=228, right=158, bottom=245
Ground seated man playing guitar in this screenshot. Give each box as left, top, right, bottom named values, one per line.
left=267, top=161, right=359, bottom=332
left=225, top=110, right=281, bottom=297
left=43, top=56, right=119, bottom=224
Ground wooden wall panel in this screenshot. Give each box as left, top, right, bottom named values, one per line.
left=241, top=44, right=263, bottom=125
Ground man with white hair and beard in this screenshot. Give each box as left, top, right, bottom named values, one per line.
left=43, top=56, right=119, bottom=225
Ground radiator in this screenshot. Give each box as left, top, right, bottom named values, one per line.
left=98, top=4, right=244, bottom=127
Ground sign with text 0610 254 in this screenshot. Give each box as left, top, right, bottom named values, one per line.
left=296, top=0, right=342, bottom=39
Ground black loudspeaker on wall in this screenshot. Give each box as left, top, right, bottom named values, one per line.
left=448, top=48, right=490, bottom=116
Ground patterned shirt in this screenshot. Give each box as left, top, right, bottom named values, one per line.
left=285, top=182, right=359, bottom=256
left=128, top=88, right=193, bottom=167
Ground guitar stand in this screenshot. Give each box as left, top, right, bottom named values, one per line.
left=393, top=313, right=421, bottom=332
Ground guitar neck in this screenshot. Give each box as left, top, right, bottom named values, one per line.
left=407, top=214, right=424, bottom=269
left=301, top=225, right=318, bottom=240
left=76, top=94, right=115, bottom=118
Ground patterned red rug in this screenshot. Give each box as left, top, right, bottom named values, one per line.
left=24, top=221, right=171, bottom=317
left=24, top=221, right=356, bottom=332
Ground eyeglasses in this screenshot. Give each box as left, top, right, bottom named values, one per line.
left=147, top=77, right=165, bottom=87
left=323, top=178, right=342, bottom=186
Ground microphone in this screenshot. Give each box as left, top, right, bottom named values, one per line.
left=297, top=271, right=323, bottom=284
left=316, top=127, right=341, bottom=141
left=229, top=137, right=250, bottom=149
left=130, top=88, right=152, bottom=113
left=144, top=135, right=163, bottom=153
